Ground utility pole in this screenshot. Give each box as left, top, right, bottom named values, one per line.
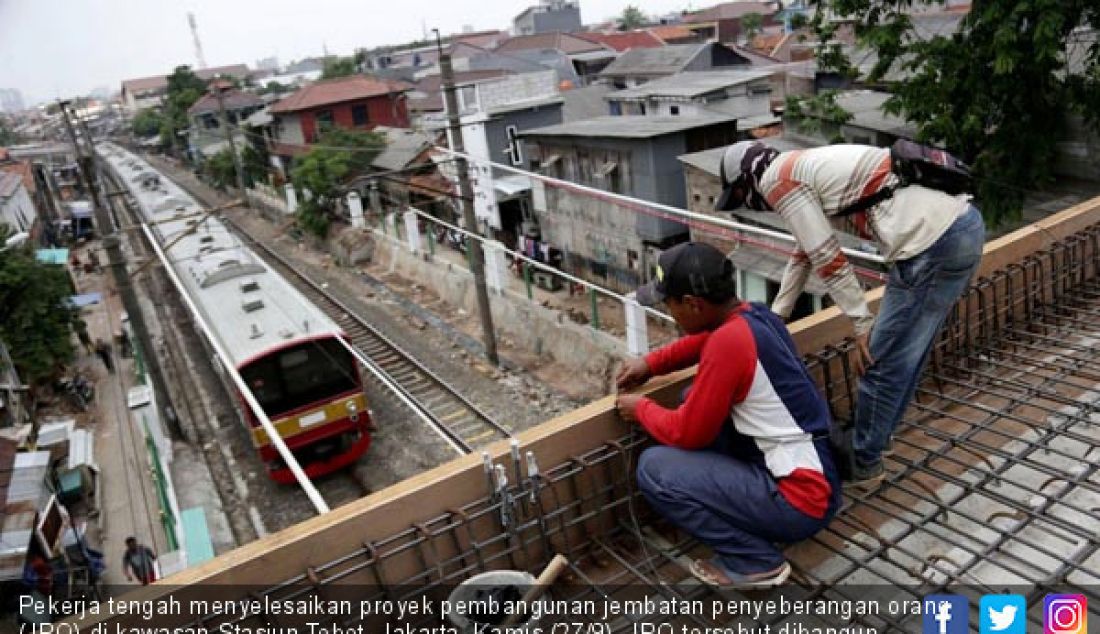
left=435, top=30, right=499, bottom=366
left=212, top=82, right=249, bottom=203
left=58, top=100, right=181, bottom=439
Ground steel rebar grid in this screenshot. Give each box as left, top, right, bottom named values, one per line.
left=157, top=224, right=1100, bottom=634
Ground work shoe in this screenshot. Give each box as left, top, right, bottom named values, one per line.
left=690, top=559, right=791, bottom=588
left=844, top=459, right=885, bottom=490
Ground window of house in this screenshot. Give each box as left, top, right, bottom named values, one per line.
left=351, top=104, right=369, bottom=126
left=204, top=115, right=219, bottom=129
left=670, top=105, right=680, bottom=116
left=315, top=109, right=334, bottom=129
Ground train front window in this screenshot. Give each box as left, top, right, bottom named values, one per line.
left=240, top=339, right=358, bottom=417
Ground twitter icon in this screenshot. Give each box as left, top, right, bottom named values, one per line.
left=981, top=595, right=1027, bottom=634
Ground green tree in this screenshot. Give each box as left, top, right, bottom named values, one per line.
left=789, top=12, right=809, bottom=31
left=813, top=0, right=1100, bottom=226
left=321, top=57, right=358, bottom=80
left=131, top=108, right=164, bottom=138
left=0, top=117, right=21, bottom=145
left=785, top=91, right=853, bottom=144
left=620, top=5, right=647, bottom=30
left=290, top=128, right=386, bottom=238
left=160, top=65, right=208, bottom=150
left=0, top=249, right=80, bottom=383
left=202, top=145, right=269, bottom=190
left=261, top=80, right=290, bottom=95
left=741, top=12, right=764, bottom=41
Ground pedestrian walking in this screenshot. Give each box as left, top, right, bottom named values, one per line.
left=122, top=537, right=157, bottom=585
left=94, top=338, right=114, bottom=373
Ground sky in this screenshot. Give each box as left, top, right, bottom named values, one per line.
left=0, top=0, right=697, bottom=106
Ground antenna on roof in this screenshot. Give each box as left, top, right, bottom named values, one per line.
left=188, top=12, right=208, bottom=70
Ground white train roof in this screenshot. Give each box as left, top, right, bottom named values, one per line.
left=96, top=142, right=343, bottom=367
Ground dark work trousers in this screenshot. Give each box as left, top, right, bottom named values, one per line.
left=636, top=425, right=842, bottom=575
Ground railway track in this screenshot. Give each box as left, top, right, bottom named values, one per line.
left=162, top=171, right=513, bottom=455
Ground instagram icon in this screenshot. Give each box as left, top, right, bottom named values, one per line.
left=1044, top=595, right=1087, bottom=634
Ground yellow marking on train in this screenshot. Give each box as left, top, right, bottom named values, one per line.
left=251, top=393, right=367, bottom=447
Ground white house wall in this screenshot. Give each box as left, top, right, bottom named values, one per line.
left=0, top=184, right=36, bottom=232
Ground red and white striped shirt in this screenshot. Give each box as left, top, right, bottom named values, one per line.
left=759, top=144, right=969, bottom=335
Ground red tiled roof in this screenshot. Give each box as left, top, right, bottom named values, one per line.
left=579, top=31, right=664, bottom=52
left=269, top=75, right=413, bottom=114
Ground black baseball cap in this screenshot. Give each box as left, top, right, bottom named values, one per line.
left=635, top=242, right=736, bottom=306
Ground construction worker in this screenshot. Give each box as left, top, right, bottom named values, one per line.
left=615, top=242, right=840, bottom=588
left=715, top=141, right=985, bottom=486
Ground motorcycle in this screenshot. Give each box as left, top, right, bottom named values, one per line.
left=56, top=373, right=95, bottom=411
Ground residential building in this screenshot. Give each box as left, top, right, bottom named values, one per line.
left=407, top=70, right=512, bottom=122
left=355, top=126, right=448, bottom=217
left=0, top=171, right=36, bottom=233
left=119, top=64, right=251, bottom=113
left=598, top=42, right=755, bottom=88
left=266, top=75, right=413, bottom=167
left=579, top=31, right=665, bottom=53
left=785, top=90, right=917, bottom=147
left=560, top=84, right=615, bottom=121
left=648, top=24, right=706, bottom=45
left=186, top=89, right=265, bottom=160
left=605, top=70, right=776, bottom=120
left=429, top=70, right=565, bottom=244
left=681, top=1, right=781, bottom=43
left=512, top=0, right=582, bottom=35
left=520, top=115, right=738, bottom=291
left=494, top=33, right=617, bottom=85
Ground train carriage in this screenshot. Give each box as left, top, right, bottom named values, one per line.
left=97, top=143, right=371, bottom=483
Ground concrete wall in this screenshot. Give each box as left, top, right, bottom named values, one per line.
left=1056, top=114, right=1100, bottom=182
left=0, top=183, right=35, bottom=232
left=369, top=230, right=624, bottom=377
left=273, top=113, right=305, bottom=147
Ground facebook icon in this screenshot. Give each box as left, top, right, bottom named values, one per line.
left=924, top=595, right=970, bottom=634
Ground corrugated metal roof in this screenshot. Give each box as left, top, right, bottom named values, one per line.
left=608, top=69, right=774, bottom=100
left=370, top=127, right=437, bottom=171
left=522, top=114, right=735, bottom=139
left=0, top=171, right=23, bottom=198
left=599, top=43, right=707, bottom=77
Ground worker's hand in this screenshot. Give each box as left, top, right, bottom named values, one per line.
left=616, top=393, right=645, bottom=423
left=853, top=330, right=874, bottom=376
left=615, top=358, right=650, bottom=391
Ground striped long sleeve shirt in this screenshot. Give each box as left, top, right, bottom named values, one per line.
left=758, top=144, right=969, bottom=335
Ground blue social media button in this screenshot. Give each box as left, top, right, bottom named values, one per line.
left=924, top=595, right=969, bottom=634
left=980, top=595, right=1026, bottom=634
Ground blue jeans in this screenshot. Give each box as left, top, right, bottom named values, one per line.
left=852, top=204, right=985, bottom=466
left=636, top=434, right=841, bottom=575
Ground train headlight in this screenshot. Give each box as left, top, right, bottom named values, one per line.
left=346, top=400, right=358, bottom=413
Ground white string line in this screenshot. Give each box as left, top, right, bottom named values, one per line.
left=432, top=145, right=889, bottom=267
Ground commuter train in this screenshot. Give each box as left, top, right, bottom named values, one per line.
left=97, top=142, right=370, bottom=483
